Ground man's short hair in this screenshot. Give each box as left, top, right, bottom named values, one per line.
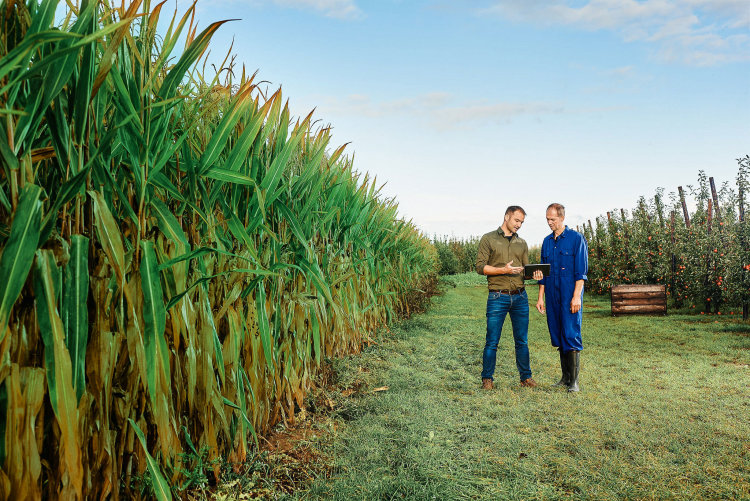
left=505, top=205, right=526, bottom=216
left=547, top=203, right=565, bottom=218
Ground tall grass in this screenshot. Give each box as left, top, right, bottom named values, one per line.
left=0, top=1, right=436, bottom=498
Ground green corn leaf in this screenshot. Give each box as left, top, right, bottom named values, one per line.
left=63, top=235, right=89, bottom=402
left=218, top=197, right=261, bottom=263
left=108, top=62, right=143, bottom=134
left=158, top=20, right=231, bottom=101
left=150, top=131, right=190, bottom=180
left=260, top=122, right=309, bottom=206
left=222, top=397, right=240, bottom=410
left=144, top=1, right=194, bottom=93
left=150, top=198, right=188, bottom=245
left=40, top=162, right=92, bottom=244
left=261, top=89, right=283, bottom=147
left=6, top=5, right=118, bottom=95
left=255, top=282, right=275, bottom=373
left=34, top=251, right=64, bottom=413
left=0, top=184, right=42, bottom=340
left=275, top=201, right=311, bottom=253
left=292, top=140, right=329, bottom=197
left=0, top=20, right=130, bottom=99
left=100, top=166, right=140, bottom=230
left=273, top=103, right=290, bottom=157
left=163, top=267, right=275, bottom=310
left=72, top=4, right=97, bottom=142
left=297, top=258, right=333, bottom=305
left=129, top=419, right=173, bottom=501
left=140, top=241, right=170, bottom=400
left=197, top=84, right=254, bottom=175
left=148, top=172, right=186, bottom=203
left=44, top=95, right=72, bottom=170
left=202, top=292, right=225, bottom=386
left=0, top=30, right=75, bottom=87
left=0, top=125, right=18, bottom=172
left=14, top=4, right=98, bottom=149
left=90, top=0, right=142, bottom=97
left=89, top=190, right=125, bottom=285
left=165, top=275, right=217, bottom=311
left=310, top=304, right=321, bottom=364
left=219, top=91, right=274, bottom=173
left=204, top=167, right=256, bottom=186
left=158, top=246, right=257, bottom=271
left=237, top=366, right=259, bottom=449
left=34, top=249, right=83, bottom=497
left=13, top=90, right=44, bottom=154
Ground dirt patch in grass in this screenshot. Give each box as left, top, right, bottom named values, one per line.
left=257, top=417, right=333, bottom=493
left=204, top=365, right=343, bottom=500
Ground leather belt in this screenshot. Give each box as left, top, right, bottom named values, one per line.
left=490, top=288, right=525, bottom=295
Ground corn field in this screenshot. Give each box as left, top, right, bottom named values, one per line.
left=0, top=1, right=437, bottom=498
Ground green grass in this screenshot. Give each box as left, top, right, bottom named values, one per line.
left=300, top=273, right=750, bottom=500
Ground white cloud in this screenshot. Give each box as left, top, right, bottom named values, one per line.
left=433, top=101, right=564, bottom=124
left=483, top=0, right=750, bottom=65
left=606, top=64, right=636, bottom=76
left=273, top=0, right=362, bottom=19
left=316, top=92, right=576, bottom=128
left=184, top=0, right=363, bottom=20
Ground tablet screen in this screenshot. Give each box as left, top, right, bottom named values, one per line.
left=524, top=264, right=550, bottom=279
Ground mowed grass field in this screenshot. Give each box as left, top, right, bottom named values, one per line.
left=302, top=274, right=750, bottom=500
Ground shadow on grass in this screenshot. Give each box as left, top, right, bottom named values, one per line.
left=719, top=323, right=750, bottom=334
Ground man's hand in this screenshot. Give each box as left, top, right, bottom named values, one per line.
left=502, top=259, right=524, bottom=275
left=536, top=298, right=545, bottom=315
left=570, top=295, right=582, bottom=314
left=537, top=284, right=546, bottom=314
left=532, top=270, right=543, bottom=280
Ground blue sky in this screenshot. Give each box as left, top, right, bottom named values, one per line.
left=177, top=0, right=748, bottom=245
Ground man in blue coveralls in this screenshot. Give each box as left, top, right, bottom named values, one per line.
left=535, top=203, right=589, bottom=392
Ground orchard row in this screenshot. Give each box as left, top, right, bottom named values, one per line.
left=580, top=157, right=750, bottom=314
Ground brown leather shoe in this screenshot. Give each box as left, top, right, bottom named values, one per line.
left=482, top=378, right=494, bottom=390
left=520, top=378, right=538, bottom=388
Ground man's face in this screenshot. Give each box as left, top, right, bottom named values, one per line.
left=504, top=210, right=526, bottom=233
left=546, top=208, right=565, bottom=233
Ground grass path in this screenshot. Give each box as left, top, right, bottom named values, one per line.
left=302, top=276, right=750, bottom=500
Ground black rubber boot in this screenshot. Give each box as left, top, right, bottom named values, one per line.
left=552, top=348, right=568, bottom=387
left=567, top=351, right=580, bottom=392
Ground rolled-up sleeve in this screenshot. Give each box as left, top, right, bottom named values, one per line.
left=574, top=234, right=589, bottom=282
left=537, top=241, right=547, bottom=286
left=475, top=236, right=490, bottom=275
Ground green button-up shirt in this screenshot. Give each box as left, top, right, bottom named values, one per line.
left=475, top=227, right=529, bottom=291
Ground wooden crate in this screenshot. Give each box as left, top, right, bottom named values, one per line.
left=611, top=284, right=667, bottom=316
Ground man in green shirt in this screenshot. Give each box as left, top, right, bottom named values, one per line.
left=475, top=206, right=538, bottom=389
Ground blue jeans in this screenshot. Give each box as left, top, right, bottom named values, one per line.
left=482, top=290, right=532, bottom=381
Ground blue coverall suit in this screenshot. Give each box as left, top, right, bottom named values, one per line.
left=538, top=227, right=589, bottom=353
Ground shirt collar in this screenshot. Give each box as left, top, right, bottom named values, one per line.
left=553, top=226, right=569, bottom=240
left=497, top=226, right=518, bottom=239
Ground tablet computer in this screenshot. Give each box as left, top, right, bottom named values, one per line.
left=524, top=263, right=550, bottom=279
